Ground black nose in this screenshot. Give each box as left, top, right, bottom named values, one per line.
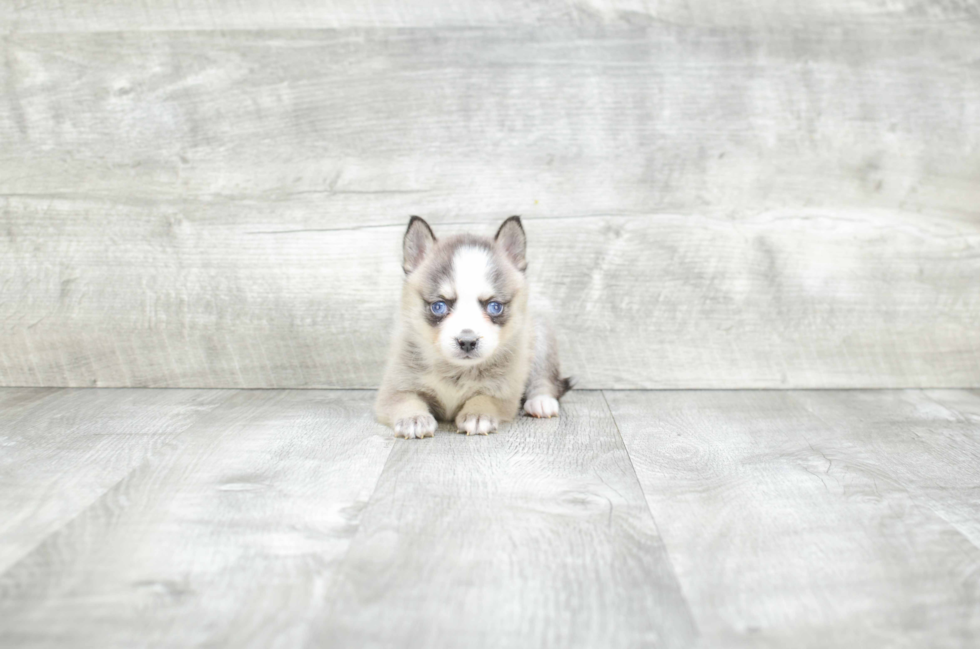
left=456, top=330, right=479, bottom=353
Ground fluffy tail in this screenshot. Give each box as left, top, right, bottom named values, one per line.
left=556, top=376, right=574, bottom=399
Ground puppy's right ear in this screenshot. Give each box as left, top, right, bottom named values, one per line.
left=403, top=216, right=436, bottom=274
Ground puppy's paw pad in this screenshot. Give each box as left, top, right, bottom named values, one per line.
left=394, top=413, right=437, bottom=439
left=524, top=395, right=560, bottom=418
left=455, top=413, right=498, bottom=436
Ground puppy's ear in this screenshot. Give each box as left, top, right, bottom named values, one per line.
left=403, top=216, right=436, bottom=274
left=494, top=215, right=527, bottom=272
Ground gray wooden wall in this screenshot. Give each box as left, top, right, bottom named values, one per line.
left=2, top=2, right=979, bottom=389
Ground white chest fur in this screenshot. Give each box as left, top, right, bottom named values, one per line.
left=421, top=372, right=482, bottom=420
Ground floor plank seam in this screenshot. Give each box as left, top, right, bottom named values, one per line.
left=902, top=390, right=980, bottom=554
left=598, top=389, right=701, bottom=641
left=3, top=387, right=978, bottom=644
left=0, top=389, right=245, bottom=579
left=0, top=466, right=132, bottom=582
left=306, top=429, right=401, bottom=622
left=791, top=390, right=980, bottom=555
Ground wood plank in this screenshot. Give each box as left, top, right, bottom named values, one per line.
left=2, top=0, right=975, bottom=33
left=3, top=26, right=978, bottom=219
left=0, top=390, right=394, bottom=648
left=603, top=389, right=980, bottom=647
left=792, top=389, right=980, bottom=551
left=0, top=387, right=232, bottom=574
left=2, top=208, right=978, bottom=389
left=313, top=390, right=696, bottom=648
left=0, top=1, right=565, bottom=32
left=2, top=25, right=979, bottom=389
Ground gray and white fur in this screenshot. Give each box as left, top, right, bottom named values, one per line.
left=376, top=216, right=571, bottom=438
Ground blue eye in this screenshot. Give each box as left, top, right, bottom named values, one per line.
left=486, top=301, right=503, bottom=316
left=430, top=301, right=448, bottom=316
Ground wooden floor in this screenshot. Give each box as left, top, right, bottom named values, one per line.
left=0, top=388, right=978, bottom=648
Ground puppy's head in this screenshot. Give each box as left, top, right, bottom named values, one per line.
left=401, top=216, right=528, bottom=366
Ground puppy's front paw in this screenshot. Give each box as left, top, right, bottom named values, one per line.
left=524, top=395, right=560, bottom=418
left=455, top=412, right=498, bottom=436
left=393, top=413, right=437, bottom=439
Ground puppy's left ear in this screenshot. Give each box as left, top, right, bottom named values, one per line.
left=494, top=216, right=527, bottom=272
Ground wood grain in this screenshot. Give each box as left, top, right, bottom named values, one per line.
left=3, top=26, right=978, bottom=219
left=2, top=23, right=979, bottom=389
left=2, top=208, right=978, bottom=389
left=314, top=390, right=696, bottom=648
left=2, top=387, right=977, bottom=646
left=0, top=390, right=394, bottom=648
left=2, top=0, right=976, bottom=33
left=793, top=389, right=980, bottom=551
left=0, top=388, right=231, bottom=573
left=603, top=389, right=980, bottom=648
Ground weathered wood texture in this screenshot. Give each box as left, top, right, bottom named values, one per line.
left=2, top=387, right=978, bottom=647
left=0, top=389, right=393, bottom=648
left=2, top=19, right=979, bottom=389
left=0, top=388, right=231, bottom=573
left=0, top=388, right=697, bottom=648
left=4, top=208, right=977, bottom=389
left=316, top=390, right=696, bottom=648
left=3, top=0, right=978, bottom=32
left=604, top=389, right=980, bottom=648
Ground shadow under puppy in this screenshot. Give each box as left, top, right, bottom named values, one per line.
left=376, top=216, right=571, bottom=438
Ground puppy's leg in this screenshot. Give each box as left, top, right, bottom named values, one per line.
left=455, top=394, right=519, bottom=436
left=376, top=390, right=437, bottom=439
left=523, top=320, right=571, bottom=418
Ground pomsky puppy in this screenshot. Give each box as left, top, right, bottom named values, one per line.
left=376, top=216, right=571, bottom=438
